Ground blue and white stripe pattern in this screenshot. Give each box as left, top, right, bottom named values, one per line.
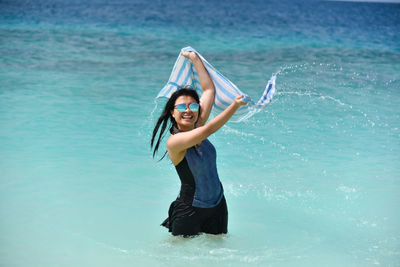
left=157, top=47, right=276, bottom=122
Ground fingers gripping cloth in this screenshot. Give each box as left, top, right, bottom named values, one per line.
left=156, top=46, right=276, bottom=122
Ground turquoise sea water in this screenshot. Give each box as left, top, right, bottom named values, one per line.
left=1, top=0, right=399, bottom=266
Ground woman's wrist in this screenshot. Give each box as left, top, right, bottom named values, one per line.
left=190, top=52, right=199, bottom=61
left=230, top=101, right=241, bottom=111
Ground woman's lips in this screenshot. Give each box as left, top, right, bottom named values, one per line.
left=182, top=114, right=193, bottom=121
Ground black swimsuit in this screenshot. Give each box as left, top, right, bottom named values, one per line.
left=161, top=139, right=228, bottom=237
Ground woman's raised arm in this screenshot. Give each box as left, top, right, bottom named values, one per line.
left=181, top=50, right=215, bottom=127
left=167, top=95, right=247, bottom=164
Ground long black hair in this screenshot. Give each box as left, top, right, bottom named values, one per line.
left=151, top=87, right=201, bottom=160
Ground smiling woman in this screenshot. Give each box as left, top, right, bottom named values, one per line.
left=150, top=50, right=247, bottom=237
left=172, top=98, right=200, bottom=131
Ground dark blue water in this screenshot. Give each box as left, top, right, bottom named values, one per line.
left=2, top=0, right=399, bottom=49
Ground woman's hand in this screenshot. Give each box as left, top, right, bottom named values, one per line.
left=181, top=49, right=198, bottom=61
left=234, top=95, right=248, bottom=107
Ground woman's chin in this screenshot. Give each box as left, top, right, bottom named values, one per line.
left=178, top=120, right=195, bottom=129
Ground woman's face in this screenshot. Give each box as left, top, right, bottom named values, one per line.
left=171, top=95, right=199, bottom=131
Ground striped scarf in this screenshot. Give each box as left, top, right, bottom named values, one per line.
left=157, top=47, right=276, bottom=122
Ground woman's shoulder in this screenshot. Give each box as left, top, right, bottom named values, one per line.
left=167, top=135, right=188, bottom=166
left=166, top=133, right=177, bottom=149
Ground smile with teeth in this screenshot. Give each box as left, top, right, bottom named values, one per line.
left=182, top=114, right=193, bottom=120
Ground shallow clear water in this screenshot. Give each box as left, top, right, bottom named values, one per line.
left=1, top=0, right=399, bottom=266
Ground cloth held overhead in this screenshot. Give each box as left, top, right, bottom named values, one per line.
left=156, top=46, right=276, bottom=122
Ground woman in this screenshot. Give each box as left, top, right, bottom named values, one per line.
left=151, top=50, right=247, bottom=237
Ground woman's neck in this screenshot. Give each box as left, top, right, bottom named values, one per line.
left=177, top=124, right=194, bottom=132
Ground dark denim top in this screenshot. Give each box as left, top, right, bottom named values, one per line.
left=175, top=139, right=223, bottom=208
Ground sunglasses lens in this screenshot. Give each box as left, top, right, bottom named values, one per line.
left=189, top=103, right=199, bottom=112
left=176, top=104, right=186, bottom=112
left=175, top=103, right=199, bottom=112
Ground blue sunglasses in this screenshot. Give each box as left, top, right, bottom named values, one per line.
left=175, top=103, right=199, bottom=112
